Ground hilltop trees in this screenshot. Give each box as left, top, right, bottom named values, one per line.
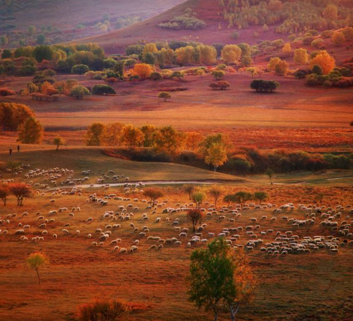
left=17, top=117, right=43, bottom=144
left=188, top=238, right=256, bottom=321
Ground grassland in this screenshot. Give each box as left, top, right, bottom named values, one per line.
left=0, top=153, right=352, bottom=320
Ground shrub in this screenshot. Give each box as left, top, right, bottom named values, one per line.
left=250, top=80, right=279, bottom=93
left=311, top=38, right=324, bottom=49
left=71, top=64, right=90, bottom=75
left=150, top=72, right=162, bottom=81
left=0, top=88, right=15, bottom=96
left=77, top=299, right=129, bottom=321
left=70, top=85, right=90, bottom=99
left=92, top=85, right=115, bottom=95
left=158, top=92, right=171, bottom=102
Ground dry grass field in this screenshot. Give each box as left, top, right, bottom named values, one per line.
left=0, top=151, right=352, bottom=321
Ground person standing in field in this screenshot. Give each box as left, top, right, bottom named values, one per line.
left=9, top=148, right=12, bottom=155
left=17, top=145, right=20, bottom=152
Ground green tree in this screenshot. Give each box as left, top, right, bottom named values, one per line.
left=254, top=191, right=268, bottom=204
left=26, top=252, right=49, bottom=284
left=17, top=117, right=43, bottom=144
left=70, top=85, right=90, bottom=99
left=36, top=34, right=46, bottom=45
left=208, top=186, right=222, bottom=208
left=158, top=92, right=171, bottom=102
left=265, top=168, right=274, bottom=185
left=234, top=191, right=252, bottom=206
left=28, top=25, right=37, bottom=35
left=33, top=45, right=53, bottom=62
left=188, top=239, right=235, bottom=321
left=192, top=192, right=205, bottom=208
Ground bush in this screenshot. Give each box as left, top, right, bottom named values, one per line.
left=231, top=32, right=239, bottom=39
left=77, top=299, right=128, bottom=321
left=71, top=64, right=90, bottom=75
left=92, top=85, right=116, bottom=95
left=0, top=88, right=15, bottom=96
left=250, top=80, right=279, bottom=93
left=150, top=72, right=162, bottom=81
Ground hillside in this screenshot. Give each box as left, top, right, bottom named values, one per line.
left=0, top=0, right=185, bottom=46
left=77, top=0, right=353, bottom=54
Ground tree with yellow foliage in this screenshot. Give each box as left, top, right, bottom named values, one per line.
left=323, top=4, right=338, bottom=20
left=17, top=117, right=43, bottom=144
left=332, top=31, right=345, bottom=46
left=85, top=122, right=104, bottom=146
left=205, top=142, right=228, bottom=171
left=294, top=48, right=308, bottom=65
left=100, top=123, right=124, bottom=146
left=282, top=43, right=292, bottom=54
left=198, top=45, right=217, bottom=65
left=221, top=45, right=242, bottom=64
left=133, top=63, right=153, bottom=79
left=186, top=132, right=203, bottom=151
left=120, top=124, right=144, bottom=146
left=310, top=51, right=335, bottom=75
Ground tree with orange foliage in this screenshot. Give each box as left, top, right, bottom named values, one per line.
left=9, top=183, right=31, bottom=206
left=332, top=32, right=345, bottom=46
left=41, top=81, right=59, bottom=96
left=120, top=124, right=144, bottom=146
left=133, top=63, right=153, bottom=80
left=17, top=117, right=44, bottom=144
left=186, top=132, right=203, bottom=151
left=26, top=252, right=49, bottom=285
left=0, top=184, right=9, bottom=206
left=143, top=188, right=163, bottom=206
left=310, top=51, right=335, bottom=75
left=187, top=209, right=205, bottom=232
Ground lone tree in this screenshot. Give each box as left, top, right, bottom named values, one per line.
left=17, top=117, right=43, bottom=144
left=26, top=252, right=49, bottom=285
left=53, top=136, right=65, bottom=151
left=9, top=183, right=31, bottom=206
left=254, top=191, right=268, bottom=204
left=192, top=192, right=205, bottom=208
left=187, top=209, right=205, bottom=232
left=234, top=191, right=252, bottom=207
left=70, top=85, right=90, bottom=99
left=183, top=185, right=195, bottom=200
left=223, top=194, right=237, bottom=207
left=158, top=92, right=171, bottom=102
left=265, top=168, right=274, bottom=185
left=143, top=188, right=163, bottom=206
left=188, top=238, right=256, bottom=321
left=0, top=184, right=9, bottom=206
left=205, top=142, right=228, bottom=172
left=208, top=186, right=222, bottom=208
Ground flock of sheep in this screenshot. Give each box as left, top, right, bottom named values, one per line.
left=0, top=166, right=352, bottom=259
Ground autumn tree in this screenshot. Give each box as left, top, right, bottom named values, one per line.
left=223, top=194, right=237, bottom=206
left=187, top=209, right=205, bottom=233
left=198, top=45, right=217, bottom=65
left=100, top=122, right=124, bottom=146
left=208, top=186, right=222, bottom=208
left=0, top=185, right=9, bottom=206
left=41, top=82, right=59, bottom=96
left=53, top=136, right=65, bottom=151
left=133, top=63, right=153, bottom=79
left=211, top=70, right=225, bottom=80
left=221, top=45, right=242, bottom=64
left=323, top=4, right=338, bottom=20
left=185, top=132, right=203, bottom=151
left=227, top=248, right=257, bottom=321
left=294, top=48, right=308, bottom=65
left=26, top=252, right=49, bottom=285
left=192, top=192, right=205, bottom=208
left=120, top=124, right=144, bottom=146
left=9, top=183, right=31, bottom=206
left=85, top=122, right=105, bottom=146
left=332, top=32, right=345, bottom=46
left=17, top=117, right=43, bottom=144
left=140, top=125, right=157, bottom=147
left=0, top=102, right=35, bottom=131
left=275, top=60, right=289, bottom=76
left=205, top=143, right=228, bottom=171
left=310, top=50, right=335, bottom=75
left=154, top=126, right=185, bottom=156
left=143, top=188, right=163, bottom=206
left=282, top=43, right=292, bottom=54
left=158, top=92, right=171, bottom=102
